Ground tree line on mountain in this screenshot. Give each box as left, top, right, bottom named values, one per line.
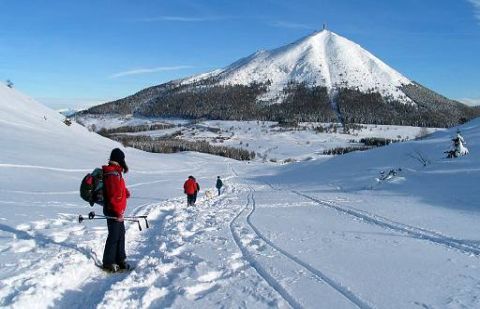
left=140, top=82, right=268, bottom=120
left=88, top=81, right=339, bottom=122
left=322, top=137, right=406, bottom=156
left=82, top=79, right=479, bottom=128
left=83, top=82, right=179, bottom=115
left=106, top=134, right=255, bottom=161
left=336, top=84, right=479, bottom=128
left=322, top=146, right=370, bottom=155
left=97, top=123, right=175, bottom=135
left=401, top=83, right=477, bottom=126
left=359, top=137, right=402, bottom=147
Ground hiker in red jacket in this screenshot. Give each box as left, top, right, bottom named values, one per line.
left=184, top=176, right=199, bottom=206
left=102, top=148, right=131, bottom=272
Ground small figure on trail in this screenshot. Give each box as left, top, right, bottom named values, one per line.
left=216, top=176, right=223, bottom=196
left=445, top=130, right=469, bottom=158
left=102, top=148, right=131, bottom=272
left=184, top=176, right=199, bottom=206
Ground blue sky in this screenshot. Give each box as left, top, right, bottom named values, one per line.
left=0, top=0, right=479, bottom=109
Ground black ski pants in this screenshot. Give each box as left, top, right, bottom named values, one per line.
left=103, top=219, right=126, bottom=266
left=187, top=194, right=195, bottom=206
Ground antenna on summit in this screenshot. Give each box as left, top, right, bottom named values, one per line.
left=323, top=23, right=327, bottom=31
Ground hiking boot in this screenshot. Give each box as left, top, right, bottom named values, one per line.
left=118, top=261, right=131, bottom=270
left=103, top=263, right=120, bottom=272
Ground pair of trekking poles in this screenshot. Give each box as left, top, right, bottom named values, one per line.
left=78, top=211, right=149, bottom=231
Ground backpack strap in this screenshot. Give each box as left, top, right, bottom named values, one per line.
left=103, top=171, right=121, bottom=178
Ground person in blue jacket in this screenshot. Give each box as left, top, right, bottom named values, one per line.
left=216, top=176, right=223, bottom=196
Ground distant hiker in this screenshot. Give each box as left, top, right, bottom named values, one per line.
left=184, top=176, right=198, bottom=206
left=102, top=148, right=131, bottom=272
left=216, top=176, right=223, bottom=196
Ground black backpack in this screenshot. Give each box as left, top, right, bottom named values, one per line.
left=80, top=168, right=105, bottom=206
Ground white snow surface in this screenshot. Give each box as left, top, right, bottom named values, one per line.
left=2, top=85, right=480, bottom=308
left=181, top=30, right=413, bottom=103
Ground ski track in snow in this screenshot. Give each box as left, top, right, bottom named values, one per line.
left=228, top=181, right=374, bottom=308
left=229, top=188, right=302, bottom=309
left=293, top=191, right=480, bottom=257
left=245, top=187, right=371, bottom=309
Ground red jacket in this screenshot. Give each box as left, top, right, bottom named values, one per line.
left=184, top=178, right=198, bottom=195
left=102, top=164, right=130, bottom=217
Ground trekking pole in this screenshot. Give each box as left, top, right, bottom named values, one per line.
left=125, top=215, right=149, bottom=229
left=88, top=211, right=143, bottom=231
left=78, top=214, right=107, bottom=223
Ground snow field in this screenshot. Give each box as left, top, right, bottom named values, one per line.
left=245, top=182, right=480, bottom=308
left=78, top=115, right=440, bottom=163
left=2, top=84, right=480, bottom=308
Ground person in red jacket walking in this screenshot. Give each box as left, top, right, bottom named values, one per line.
left=184, top=176, right=199, bottom=206
left=102, top=148, right=130, bottom=272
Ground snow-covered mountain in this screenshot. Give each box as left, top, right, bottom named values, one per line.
left=84, top=30, right=476, bottom=127
left=183, top=30, right=412, bottom=103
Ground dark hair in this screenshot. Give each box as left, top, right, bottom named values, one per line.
left=110, top=148, right=129, bottom=173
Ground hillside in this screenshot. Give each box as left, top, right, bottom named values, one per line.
left=82, top=30, right=477, bottom=127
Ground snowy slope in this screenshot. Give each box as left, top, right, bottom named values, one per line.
left=248, top=120, right=480, bottom=307
left=0, top=86, right=235, bottom=307
left=2, top=84, right=480, bottom=308
left=182, top=30, right=413, bottom=103
left=0, top=83, right=113, bottom=166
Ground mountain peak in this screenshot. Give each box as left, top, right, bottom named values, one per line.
left=292, top=28, right=339, bottom=52
left=205, top=29, right=412, bottom=103
left=309, top=28, right=333, bottom=36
